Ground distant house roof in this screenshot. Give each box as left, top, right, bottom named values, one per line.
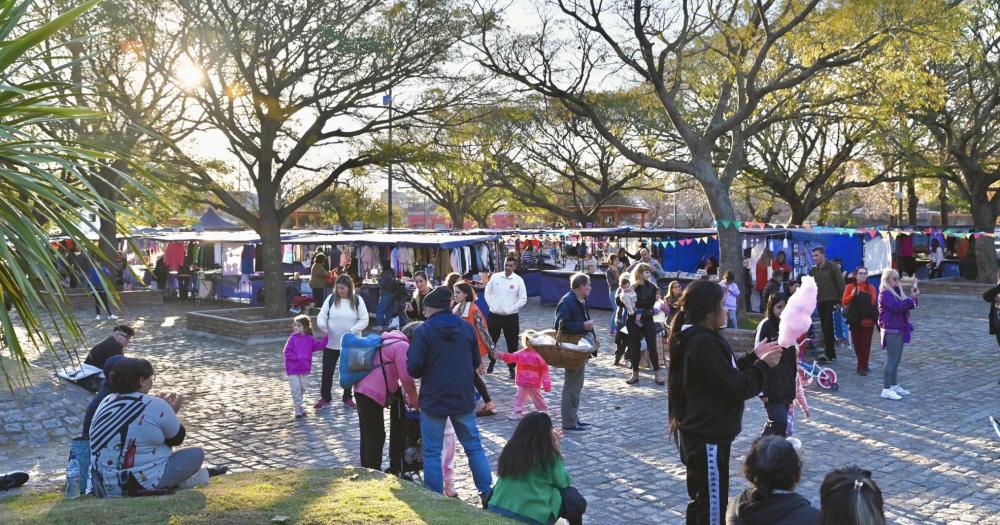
left=192, top=208, right=242, bottom=231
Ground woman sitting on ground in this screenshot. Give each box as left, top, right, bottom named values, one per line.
left=488, top=412, right=586, bottom=525
left=89, top=358, right=226, bottom=497
left=726, top=435, right=818, bottom=525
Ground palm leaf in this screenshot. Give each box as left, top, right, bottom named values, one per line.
left=0, top=0, right=157, bottom=391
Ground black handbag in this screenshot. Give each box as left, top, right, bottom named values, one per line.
left=844, top=287, right=877, bottom=327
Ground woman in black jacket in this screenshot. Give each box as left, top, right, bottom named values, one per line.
left=667, top=280, right=782, bottom=525
left=752, top=293, right=800, bottom=437
left=625, top=263, right=663, bottom=385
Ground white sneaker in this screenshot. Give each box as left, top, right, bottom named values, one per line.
left=109, top=314, right=119, bottom=320
left=880, top=388, right=902, bottom=400
left=892, top=385, right=910, bottom=396
left=95, top=315, right=102, bottom=321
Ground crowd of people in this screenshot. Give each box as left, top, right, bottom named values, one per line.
left=61, top=240, right=992, bottom=525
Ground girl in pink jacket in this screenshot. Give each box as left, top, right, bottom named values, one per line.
left=284, top=315, right=329, bottom=418
left=497, top=338, right=552, bottom=419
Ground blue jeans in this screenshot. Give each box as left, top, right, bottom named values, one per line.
left=608, top=289, right=618, bottom=332
left=420, top=411, right=493, bottom=495
left=727, top=309, right=737, bottom=329
left=375, top=292, right=395, bottom=326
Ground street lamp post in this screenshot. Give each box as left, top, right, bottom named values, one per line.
left=384, top=90, right=393, bottom=232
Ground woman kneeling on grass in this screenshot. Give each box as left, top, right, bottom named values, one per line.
left=488, top=412, right=586, bottom=525
left=90, top=358, right=227, bottom=497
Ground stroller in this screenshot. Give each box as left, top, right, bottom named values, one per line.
left=387, top=393, right=422, bottom=481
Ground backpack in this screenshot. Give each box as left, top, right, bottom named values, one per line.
left=339, top=333, right=383, bottom=388
left=844, top=286, right=877, bottom=327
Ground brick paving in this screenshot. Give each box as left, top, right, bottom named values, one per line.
left=2, top=294, right=1000, bottom=524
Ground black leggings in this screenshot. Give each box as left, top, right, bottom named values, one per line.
left=320, top=349, right=352, bottom=402
left=356, top=393, right=385, bottom=470
left=473, top=373, right=491, bottom=404
left=627, top=314, right=659, bottom=371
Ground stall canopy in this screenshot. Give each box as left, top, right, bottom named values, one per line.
left=192, top=209, right=242, bottom=231
left=283, top=232, right=501, bottom=249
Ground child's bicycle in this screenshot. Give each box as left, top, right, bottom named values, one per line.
left=796, top=338, right=839, bottom=391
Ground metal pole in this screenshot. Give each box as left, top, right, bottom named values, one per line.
left=386, top=90, right=393, bottom=232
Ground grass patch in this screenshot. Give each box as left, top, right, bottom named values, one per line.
left=0, top=468, right=519, bottom=525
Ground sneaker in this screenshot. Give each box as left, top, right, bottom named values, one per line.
left=880, top=388, right=902, bottom=400
left=891, top=385, right=910, bottom=396
left=95, top=315, right=102, bottom=321
left=990, top=416, right=1000, bottom=439
left=109, top=314, right=119, bottom=320
left=507, top=412, right=522, bottom=420
left=295, top=408, right=305, bottom=418
left=343, top=398, right=356, bottom=409
left=0, top=471, right=29, bottom=492
left=858, top=369, right=868, bottom=376
left=480, top=490, right=492, bottom=509
left=817, top=356, right=836, bottom=364
left=313, top=399, right=330, bottom=410
left=563, top=424, right=589, bottom=432
left=206, top=466, right=229, bottom=477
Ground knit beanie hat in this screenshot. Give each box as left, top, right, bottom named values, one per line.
left=422, top=286, right=453, bottom=309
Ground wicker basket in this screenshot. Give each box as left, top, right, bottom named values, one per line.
left=523, top=328, right=597, bottom=369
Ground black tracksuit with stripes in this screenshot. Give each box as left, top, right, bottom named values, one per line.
left=676, top=326, right=770, bottom=525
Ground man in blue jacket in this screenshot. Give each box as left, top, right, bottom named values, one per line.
left=554, top=273, right=594, bottom=432
left=407, top=286, right=493, bottom=506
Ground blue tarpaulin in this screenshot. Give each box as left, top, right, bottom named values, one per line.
left=788, top=230, right=864, bottom=275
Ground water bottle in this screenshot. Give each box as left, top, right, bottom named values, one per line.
left=64, top=454, right=80, bottom=499
left=426, top=263, right=435, bottom=284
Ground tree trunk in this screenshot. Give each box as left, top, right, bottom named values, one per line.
left=258, top=214, right=288, bottom=318
left=696, top=163, right=746, bottom=320
left=971, top=197, right=998, bottom=283
left=939, top=178, right=949, bottom=226
left=789, top=204, right=809, bottom=226
left=446, top=207, right=466, bottom=229
left=906, top=178, right=918, bottom=225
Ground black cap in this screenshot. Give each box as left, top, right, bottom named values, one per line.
left=422, top=286, right=453, bottom=309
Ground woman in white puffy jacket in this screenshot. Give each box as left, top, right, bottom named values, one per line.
left=315, top=274, right=369, bottom=409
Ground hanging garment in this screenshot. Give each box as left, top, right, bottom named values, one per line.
left=164, top=242, right=186, bottom=271
left=240, top=245, right=255, bottom=275
left=864, top=234, right=893, bottom=275
left=283, top=245, right=294, bottom=265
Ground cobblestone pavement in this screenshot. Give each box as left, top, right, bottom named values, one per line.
left=3, top=294, right=1000, bottom=524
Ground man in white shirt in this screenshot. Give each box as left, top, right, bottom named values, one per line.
left=485, top=256, right=528, bottom=378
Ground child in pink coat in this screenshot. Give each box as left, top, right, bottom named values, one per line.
left=496, top=339, right=552, bottom=419
left=284, top=315, right=329, bottom=418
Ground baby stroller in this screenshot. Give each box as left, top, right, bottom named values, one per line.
left=387, top=394, right=422, bottom=481
left=796, top=338, right=838, bottom=391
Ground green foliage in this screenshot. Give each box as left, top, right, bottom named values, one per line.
left=0, top=0, right=151, bottom=386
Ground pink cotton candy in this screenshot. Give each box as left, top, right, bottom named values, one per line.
left=778, top=276, right=817, bottom=347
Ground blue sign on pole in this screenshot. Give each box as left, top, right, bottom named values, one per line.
left=382, top=94, right=392, bottom=106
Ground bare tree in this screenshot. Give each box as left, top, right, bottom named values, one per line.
left=29, top=0, right=206, bottom=257
left=473, top=0, right=920, bottom=315
left=495, top=104, right=667, bottom=226
left=743, top=115, right=899, bottom=225
left=156, top=0, right=473, bottom=315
